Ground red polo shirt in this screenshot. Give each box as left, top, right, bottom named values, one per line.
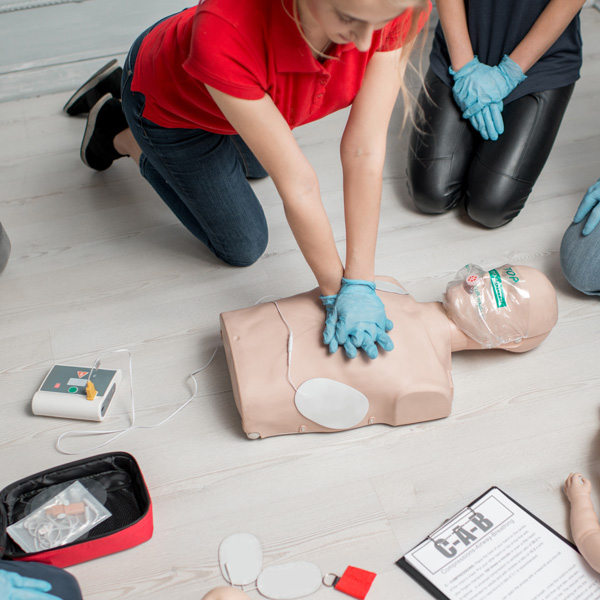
left=131, top=0, right=430, bottom=133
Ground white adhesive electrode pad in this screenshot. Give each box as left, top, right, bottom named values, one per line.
left=219, top=533, right=263, bottom=586
left=257, top=561, right=322, bottom=599
left=32, top=365, right=122, bottom=422
left=294, top=378, right=369, bottom=429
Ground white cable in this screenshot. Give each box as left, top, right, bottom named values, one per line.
left=56, top=342, right=221, bottom=455
left=272, top=301, right=298, bottom=392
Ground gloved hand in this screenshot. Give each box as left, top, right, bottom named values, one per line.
left=322, top=278, right=394, bottom=359
left=450, top=55, right=526, bottom=141
left=573, top=179, right=600, bottom=236
left=450, top=55, right=526, bottom=115
left=0, top=569, right=61, bottom=600
left=468, top=102, right=504, bottom=141
left=320, top=293, right=340, bottom=354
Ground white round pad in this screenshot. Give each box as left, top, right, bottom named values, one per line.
left=257, top=561, right=322, bottom=599
left=295, top=378, right=369, bottom=429
left=218, top=533, right=263, bottom=586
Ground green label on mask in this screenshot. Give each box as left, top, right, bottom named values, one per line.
left=489, top=269, right=507, bottom=308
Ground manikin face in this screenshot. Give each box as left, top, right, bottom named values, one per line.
left=443, top=264, right=532, bottom=349
left=300, top=0, right=412, bottom=52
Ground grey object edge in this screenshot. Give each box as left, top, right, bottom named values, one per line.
left=0, top=222, right=11, bottom=274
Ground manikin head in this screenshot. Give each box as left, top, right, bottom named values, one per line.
left=443, top=264, right=558, bottom=353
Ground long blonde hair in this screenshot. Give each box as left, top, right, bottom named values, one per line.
left=283, top=0, right=430, bottom=129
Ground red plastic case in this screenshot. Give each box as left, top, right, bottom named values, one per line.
left=0, top=452, right=153, bottom=567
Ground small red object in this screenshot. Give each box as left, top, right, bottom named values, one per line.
left=334, top=566, right=377, bottom=599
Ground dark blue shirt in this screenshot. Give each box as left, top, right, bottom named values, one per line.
left=429, top=0, right=582, bottom=104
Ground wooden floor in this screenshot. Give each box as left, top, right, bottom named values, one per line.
left=1, top=5, right=599, bottom=600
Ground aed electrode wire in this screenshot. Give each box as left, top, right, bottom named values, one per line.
left=56, top=295, right=291, bottom=454
left=56, top=344, right=221, bottom=455
left=271, top=301, right=298, bottom=393
left=255, top=295, right=298, bottom=392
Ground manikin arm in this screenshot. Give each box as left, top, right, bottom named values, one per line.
left=565, top=473, right=600, bottom=573
left=202, top=587, right=250, bottom=600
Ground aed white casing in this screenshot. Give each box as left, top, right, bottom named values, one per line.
left=32, top=365, right=122, bottom=421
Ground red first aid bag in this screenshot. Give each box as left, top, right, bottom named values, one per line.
left=0, top=451, right=152, bottom=567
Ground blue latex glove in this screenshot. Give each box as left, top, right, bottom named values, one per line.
left=450, top=55, right=526, bottom=140
left=320, top=293, right=340, bottom=354
left=323, top=278, right=394, bottom=359
left=468, top=102, right=504, bottom=141
left=450, top=55, right=526, bottom=115
left=573, top=178, right=600, bottom=236
left=0, top=570, right=61, bottom=600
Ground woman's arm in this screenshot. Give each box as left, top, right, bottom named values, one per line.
left=509, top=0, right=585, bottom=73
left=565, top=473, right=600, bottom=573
left=340, top=47, right=404, bottom=281
left=435, top=0, right=475, bottom=72
left=205, top=86, right=343, bottom=296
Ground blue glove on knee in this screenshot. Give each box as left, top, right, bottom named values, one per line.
left=573, top=178, right=600, bottom=236
left=0, top=569, right=61, bottom=600
left=322, top=279, right=394, bottom=359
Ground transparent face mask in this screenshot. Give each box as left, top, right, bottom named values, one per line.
left=443, top=264, right=531, bottom=349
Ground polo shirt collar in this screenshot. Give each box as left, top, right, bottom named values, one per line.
left=272, top=0, right=353, bottom=73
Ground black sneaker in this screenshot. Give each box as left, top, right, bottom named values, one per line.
left=63, top=59, right=123, bottom=116
left=80, top=94, right=128, bottom=171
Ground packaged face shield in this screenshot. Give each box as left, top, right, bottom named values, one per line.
left=6, top=481, right=111, bottom=554
left=443, top=264, right=530, bottom=349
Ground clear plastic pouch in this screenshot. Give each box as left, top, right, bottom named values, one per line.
left=6, top=480, right=112, bottom=553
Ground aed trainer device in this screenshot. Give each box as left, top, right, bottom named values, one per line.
left=32, top=365, right=122, bottom=421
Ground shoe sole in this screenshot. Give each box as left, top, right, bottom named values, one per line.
left=80, top=93, right=113, bottom=168
left=63, top=59, right=119, bottom=115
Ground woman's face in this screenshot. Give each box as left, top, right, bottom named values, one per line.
left=301, top=0, right=409, bottom=52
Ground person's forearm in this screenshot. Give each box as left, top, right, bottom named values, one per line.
left=277, top=176, right=344, bottom=296
left=341, top=155, right=383, bottom=281
left=436, top=0, right=474, bottom=71
left=509, top=0, right=584, bottom=73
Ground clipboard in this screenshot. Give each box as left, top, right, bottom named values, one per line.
left=396, top=486, right=600, bottom=600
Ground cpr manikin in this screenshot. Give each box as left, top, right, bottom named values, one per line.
left=565, top=474, right=600, bottom=574
left=220, top=264, right=558, bottom=439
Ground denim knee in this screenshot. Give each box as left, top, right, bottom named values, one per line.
left=214, top=228, right=269, bottom=267
left=560, top=222, right=600, bottom=295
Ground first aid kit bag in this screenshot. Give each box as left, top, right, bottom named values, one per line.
left=0, top=452, right=153, bottom=567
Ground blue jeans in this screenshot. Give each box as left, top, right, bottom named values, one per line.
left=560, top=220, right=600, bottom=296
left=121, top=22, right=269, bottom=266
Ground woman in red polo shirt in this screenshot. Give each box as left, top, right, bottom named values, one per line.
left=69, top=0, right=430, bottom=360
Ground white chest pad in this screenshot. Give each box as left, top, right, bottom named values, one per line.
left=294, top=378, right=369, bottom=429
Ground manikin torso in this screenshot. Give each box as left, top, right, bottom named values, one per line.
left=220, top=276, right=516, bottom=439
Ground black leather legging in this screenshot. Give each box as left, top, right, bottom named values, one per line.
left=407, top=68, right=575, bottom=228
